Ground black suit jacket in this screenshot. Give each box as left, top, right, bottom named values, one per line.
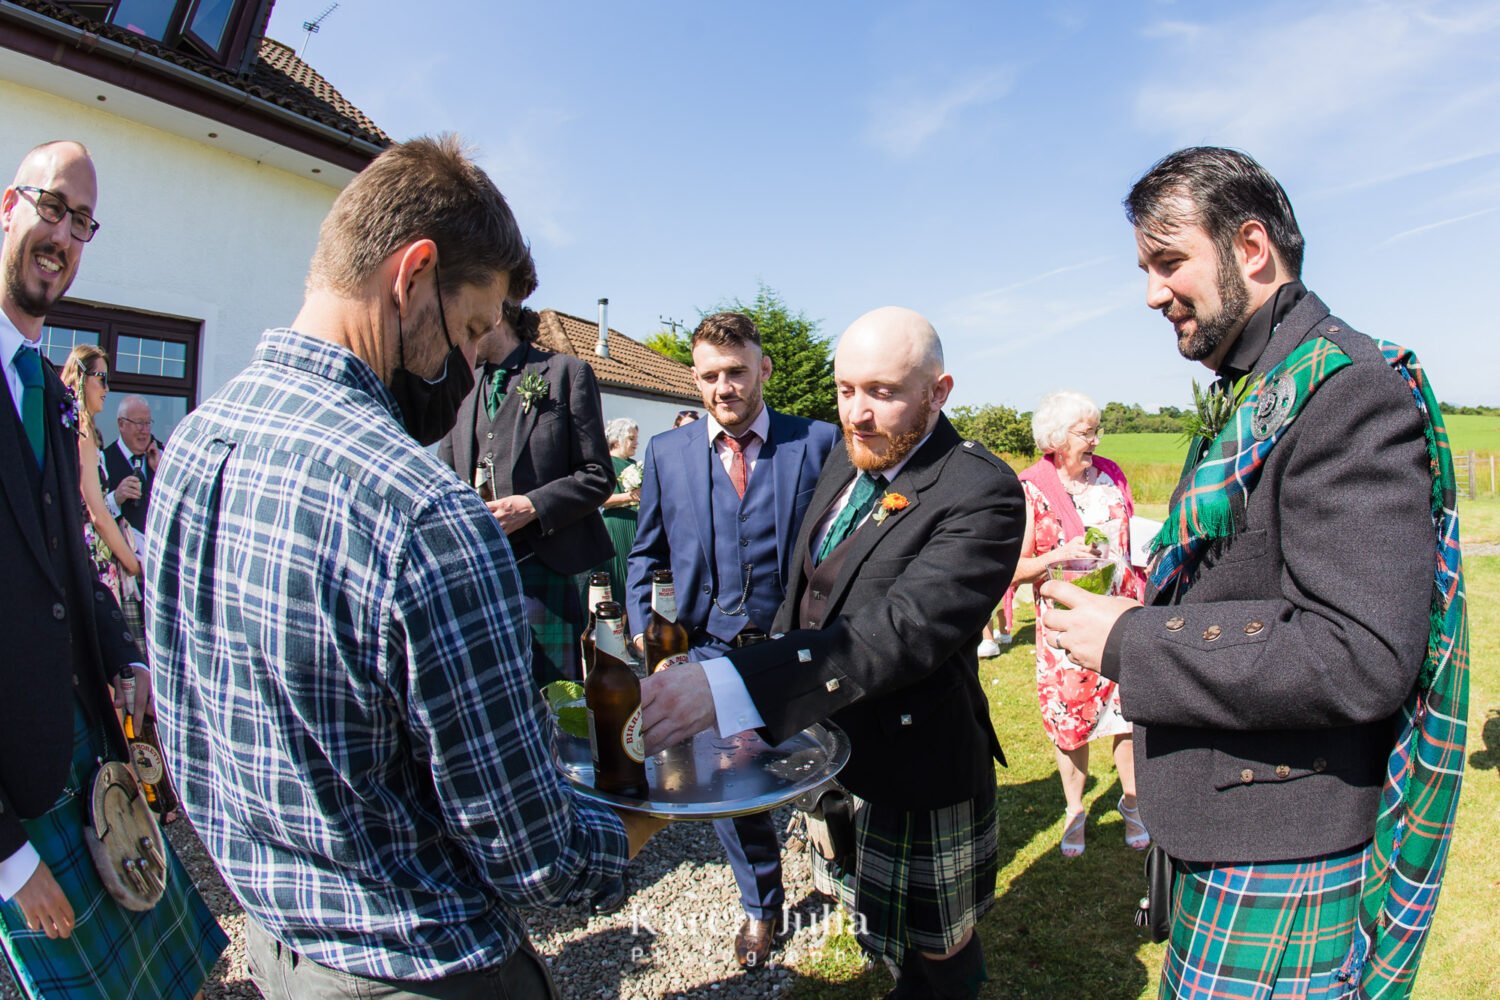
left=0, top=356, right=137, bottom=856
left=1105, top=291, right=1433, bottom=864
left=103, top=438, right=150, bottom=534
left=437, top=344, right=614, bottom=576
left=726, top=416, right=1025, bottom=809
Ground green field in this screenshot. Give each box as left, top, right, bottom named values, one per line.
left=789, top=530, right=1500, bottom=998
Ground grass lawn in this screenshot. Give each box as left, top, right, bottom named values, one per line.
left=785, top=538, right=1499, bottom=998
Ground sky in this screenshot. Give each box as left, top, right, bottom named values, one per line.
left=267, top=0, right=1500, bottom=410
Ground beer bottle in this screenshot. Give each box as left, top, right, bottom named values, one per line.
left=580, top=571, right=613, bottom=678
left=645, top=569, right=691, bottom=673
left=117, top=664, right=179, bottom=816
left=585, top=602, right=649, bottom=796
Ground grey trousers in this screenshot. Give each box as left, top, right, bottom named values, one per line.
left=245, top=920, right=560, bottom=999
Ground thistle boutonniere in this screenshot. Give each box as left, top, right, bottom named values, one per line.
left=59, top=388, right=80, bottom=435
left=516, top=371, right=549, bottom=413
left=871, top=491, right=909, bottom=525
left=1180, top=374, right=1255, bottom=443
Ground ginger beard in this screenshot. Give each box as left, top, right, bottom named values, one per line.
left=843, top=386, right=933, bottom=473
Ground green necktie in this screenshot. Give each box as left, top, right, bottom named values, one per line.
left=484, top=366, right=512, bottom=419
left=13, top=345, right=45, bottom=468
left=816, top=472, right=883, bottom=565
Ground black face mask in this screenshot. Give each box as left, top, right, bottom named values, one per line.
left=388, top=264, right=475, bottom=446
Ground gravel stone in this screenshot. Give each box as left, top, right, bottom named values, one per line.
left=0, top=808, right=857, bottom=999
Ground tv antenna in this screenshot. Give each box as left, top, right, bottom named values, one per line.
left=659, top=315, right=688, bottom=336
left=299, top=3, right=340, bottom=59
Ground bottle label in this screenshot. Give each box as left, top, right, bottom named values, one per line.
left=621, top=706, right=647, bottom=763
left=131, top=741, right=165, bottom=784
left=651, top=580, right=679, bottom=623
left=653, top=652, right=690, bottom=674
left=596, top=615, right=628, bottom=660
left=588, top=583, right=612, bottom=615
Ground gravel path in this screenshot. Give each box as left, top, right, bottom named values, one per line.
left=3, top=811, right=857, bottom=1000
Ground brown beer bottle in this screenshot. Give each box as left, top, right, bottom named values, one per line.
left=580, top=571, right=613, bottom=678
left=117, top=664, right=179, bottom=816
left=585, top=602, right=649, bottom=796
left=645, top=569, right=691, bottom=673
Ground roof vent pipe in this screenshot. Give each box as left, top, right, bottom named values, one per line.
left=595, top=298, right=610, bottom=358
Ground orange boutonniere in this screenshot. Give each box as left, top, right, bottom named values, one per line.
left=872, top=491, right=909, bottom=524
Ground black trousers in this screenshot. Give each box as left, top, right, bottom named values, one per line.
left=245, top=920, right=559, bottom=999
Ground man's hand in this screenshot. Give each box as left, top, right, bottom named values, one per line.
left=1038, top=581, right=1140, bottom=672
left=13, top=861, right=74, bottom=939
left=112, top=474, right=142, bottom=505
left=639, top=662, right=716, bottom=755
left=146, top=438, right=161, bottom=472
left=113, top=663, right=153, bottom=721
left=486, top=495, right=537, bottom=536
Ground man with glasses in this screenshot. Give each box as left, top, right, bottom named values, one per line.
left=0, top=139, right=226, bottom=998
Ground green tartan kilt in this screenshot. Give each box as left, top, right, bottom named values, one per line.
left=0, top=701, right=226, bottom=1000
left=516, top=556, right=584, bottom=687
left=1160, top=842, right=1370, bottom=1000
left=820, top=784, right=997, bottom=964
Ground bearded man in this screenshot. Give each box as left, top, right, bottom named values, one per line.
left=1046, top=146, right=1469, bottom=999
left=640, top=306, right=1024, bottom=1000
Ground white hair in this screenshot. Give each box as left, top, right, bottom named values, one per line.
left=1031, top=390, right=1100, bottom=454
left=604, top=417, right=638, bottom=449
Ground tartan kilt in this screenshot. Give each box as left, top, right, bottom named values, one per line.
left=0, top=701, right=226, bottom=1000
left=820, top=784, right=997, bottom=964
left=119, top=587, right=147, bottom=659
left=515, top=556, right=584, bottom=687
left=1160, top=842, right=1370, bottom=1000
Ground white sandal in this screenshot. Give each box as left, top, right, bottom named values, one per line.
left=1060, top=810, right=1086, bottom=858
left=1118, top=796, right=1150, bottom=850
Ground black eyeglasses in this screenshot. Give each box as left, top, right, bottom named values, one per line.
left=85, top=370, right=109, bottom=387
left=119, top=416, right=153, bottom=429
left=14, top=186, right=101, bottom=243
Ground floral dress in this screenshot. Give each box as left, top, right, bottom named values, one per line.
left=1026, top=470, right=1144, bottom=751
left=83, top=449, right=122, bottom=603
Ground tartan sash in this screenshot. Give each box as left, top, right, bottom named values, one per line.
left=1147, top=336, right=1469, bottom=998
left=1148, top=337, right=1351, bottom=593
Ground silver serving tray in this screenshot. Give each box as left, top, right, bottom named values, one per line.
left=553, top=721, right=850, bottom=820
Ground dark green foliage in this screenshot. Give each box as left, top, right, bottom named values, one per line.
left=949, top=404, right=1036, bottom=459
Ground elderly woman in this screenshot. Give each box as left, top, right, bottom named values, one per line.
left=598, top=417, right=642, bottom=599
left=62, top=344, right=141, bottom=600
left=1013, top=390, right=1147, bottom=857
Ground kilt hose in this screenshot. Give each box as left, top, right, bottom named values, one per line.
left=821, top=783, right=998, bottom=965
left=1160, top=841, right=1371, bottom=1000
left=0, top=701, right=226, bottom=1000
left=516, top=556, right=584, bottom=687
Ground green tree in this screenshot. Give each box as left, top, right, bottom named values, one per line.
left=642, top=330, right=691, bottom=365
left=949, top=404, right=1036, bottom=460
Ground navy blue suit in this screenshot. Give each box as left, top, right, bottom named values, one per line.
left=628, top=407, right=837, bottom=919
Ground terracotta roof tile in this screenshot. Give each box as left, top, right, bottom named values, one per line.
left=538, top=310, right=698, bottom=402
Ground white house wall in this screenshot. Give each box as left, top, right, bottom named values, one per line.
left=0, top=77, right=343, bottom=418
left=599, top=389, right=699, bottom=444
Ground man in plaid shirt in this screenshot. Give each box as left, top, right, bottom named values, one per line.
left=147, top=136, right=662, bottom=999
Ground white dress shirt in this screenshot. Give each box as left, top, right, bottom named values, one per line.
left=700, top=431, right=933, bottom=736
left=0, top=311, right=39, bottom=422
left=704, top=404, right=770, bottom=479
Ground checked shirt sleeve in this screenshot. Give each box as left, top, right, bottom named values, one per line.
left=393, top=488, right=627, bottom=904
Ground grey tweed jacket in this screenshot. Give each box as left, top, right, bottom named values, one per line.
left=1103, top=290, right=1433, bottom=864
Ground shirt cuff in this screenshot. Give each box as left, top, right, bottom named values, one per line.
left=1100, top=607, right=1140, bottom=682
left=700, top=657, right=765, bottom=737
left=0, top=842, right=41, bottom=901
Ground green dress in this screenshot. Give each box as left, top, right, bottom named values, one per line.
left=598, top=455, right=639, bottom=601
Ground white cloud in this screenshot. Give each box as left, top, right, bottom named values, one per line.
left=1133, top=1, right=1500, bottom=157
left=1374, top=203, right=1500, bottom=247
left=865, top=69, right=1016, bottom=157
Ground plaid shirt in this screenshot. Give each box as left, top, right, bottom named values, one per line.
left=146, top=329, right=627, bottom=980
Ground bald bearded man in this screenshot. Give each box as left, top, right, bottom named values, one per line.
left=640, top=307, right=1025, bottom=999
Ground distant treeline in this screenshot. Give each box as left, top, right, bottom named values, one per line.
left=1439, top=403, right=1500, bottom=416
left=950, top=400, right=1189, bottom=458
